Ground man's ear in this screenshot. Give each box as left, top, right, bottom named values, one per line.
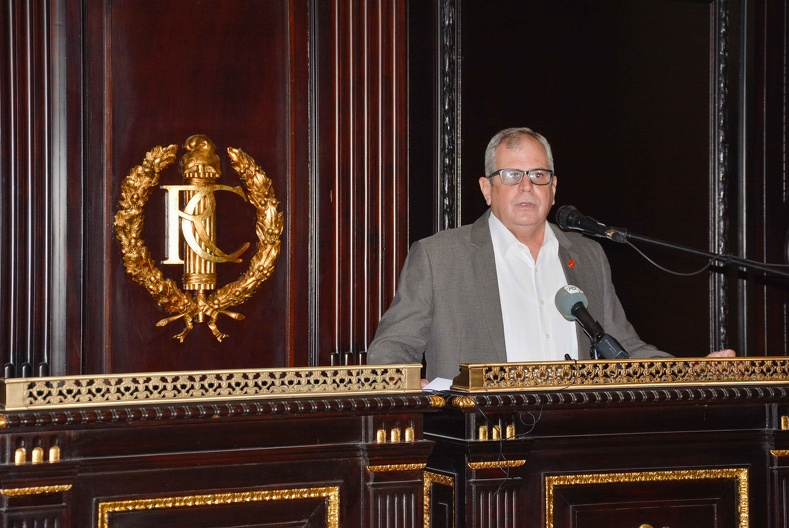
left=479, top=176, right=491, bottom=205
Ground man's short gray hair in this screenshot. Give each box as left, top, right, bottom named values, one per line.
left=484, top=127, right=555, bottom=176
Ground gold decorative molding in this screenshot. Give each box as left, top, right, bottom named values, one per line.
left=0, top=364, right=422, bottom=411
left=453, top=357, right=789, bottom=392
left=545, top=468, right=749, bottom=528
left=770, top=450, right=789, bottom=458
left=424, top=471, right=454, bottom=528
left=97, top=486, right=340, bottom=528
left=478, top=425, right=489, bottom=441
left=424, top=471, right=454, bottom=487
left=366, top=463, right=427, bottom=473
left=376, top=428, right=387, bottom=443
left=506, top=423, right=515, bottom=439
left=429, top=395, right=447, bottom=408
left=405, top=426, right=415, bottom=442
left=114, top=136, right=283, bottom=342
left=451, top=396, right=477, bottom=409
left=0, top=484, right=72, bottom=497
left=467, top=459, right=526, bottom=470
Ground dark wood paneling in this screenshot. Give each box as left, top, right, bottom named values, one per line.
left=743, top=0, right=789, bottom=356
left=426, top=387, right=780, bottom=527
left=0, top=0, right=412, bottom=375
left=2, top=0, right=409, bottom=376
left=0, top=391, right=437, bottom=527
left=2, top=0, right=785, bottom=377
left=316, top=0, right=409, bottom=365
left=554, top=480, right=737, bottom=528
left=407, top=0, right=439, bottom=244
left=80, top=0, right=296, bottom=373
left=0, top=0, right=59, bottom=378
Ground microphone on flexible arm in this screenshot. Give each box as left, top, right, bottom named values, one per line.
left=555, top=205, right=789, bottom=280
left=555, top=205, right=628, bottom=243
left=554, top=285, right=630, bottom=360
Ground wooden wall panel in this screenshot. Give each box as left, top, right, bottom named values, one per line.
left=3, top=0, right=784, bottom=377
left=81, top=0, right=298, bottom=373
left=742, top=0, right=789, bottom=356
left=0, top=0, right=66, bottom=378
left=315, top=0, right=409, bottom=365
left=1, top=0, right=409, bottom=376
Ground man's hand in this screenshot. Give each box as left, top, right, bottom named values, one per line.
left=421, top=378, right=429, bottom=389
left=707, top=349, right=736, bottom=358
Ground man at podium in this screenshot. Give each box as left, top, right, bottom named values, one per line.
left=367, top=127, right=734, bottom=382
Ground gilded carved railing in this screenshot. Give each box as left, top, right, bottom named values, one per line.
left=0, top=364, right=423, bottom=411
left=451, top=357, right=789, bottom=392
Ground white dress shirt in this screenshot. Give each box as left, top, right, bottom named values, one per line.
left=488, top=213, right=579, bottom=362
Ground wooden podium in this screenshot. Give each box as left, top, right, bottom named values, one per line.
left=0, top=365, right=440, bottom=527
left=3, top=359, right=789, bottom=527
left=424, top=357, right=789, bottom=528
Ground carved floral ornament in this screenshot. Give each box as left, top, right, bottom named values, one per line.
left=114, top=135, right=283, bottom=342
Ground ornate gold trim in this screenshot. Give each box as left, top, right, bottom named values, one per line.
left=114, top=139, right=283, bottom=342
left=770, top=450, right=789, bottom=458
left=0, top=484, right=72, bottom=497
left=451, top=396, right=477, bottom=409
left=424, top=471, right=454, bottom=528
left=0, top=364, right=423, bottom=410
left=545, top=468, right=748, bottom=528
left=429, top=395, right=447, bottom=408
left=452, top=357, right=789, bottom=392
left=467, top=459, right=526, bottom=470
left=97, top=486, right=340, bottom=528
left=366, top=463, right=427, bottom=473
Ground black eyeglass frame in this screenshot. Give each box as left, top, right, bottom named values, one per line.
left=487, top=168, right=555, bottom=186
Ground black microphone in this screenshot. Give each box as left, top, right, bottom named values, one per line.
left=554, top=285, right=630, bottom=360
left=555, top=205, right=627, bottom=243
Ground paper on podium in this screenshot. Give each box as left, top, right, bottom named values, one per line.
left=423, top=377, right=453, bottom=392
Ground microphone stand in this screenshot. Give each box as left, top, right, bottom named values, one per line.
left=606, top=229, right=789, bottom=280
left=592, top=334, right=630, bottom=360
left=571, top=301, right=631, bottom=360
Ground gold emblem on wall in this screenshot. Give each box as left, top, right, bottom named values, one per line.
left=114, top=135, right=283, bottom=342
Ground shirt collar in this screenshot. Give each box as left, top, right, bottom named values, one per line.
left=488, top=212, right=556, bottom=252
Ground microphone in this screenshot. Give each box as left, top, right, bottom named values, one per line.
left=555, top=205, right=627, bottom=243
left=554, top=285, right=630, bottom=360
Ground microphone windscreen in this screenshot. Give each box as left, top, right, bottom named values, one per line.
left=555, top=285, right=588, bottom=320
left=555, top=205, right=577, bottom=229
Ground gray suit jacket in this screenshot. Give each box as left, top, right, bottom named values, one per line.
left=367, top=210, right=671, bottom=380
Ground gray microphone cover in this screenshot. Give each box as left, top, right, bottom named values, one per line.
left=554, top=285, right=588, bottom=321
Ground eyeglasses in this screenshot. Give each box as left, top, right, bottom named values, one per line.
left=487, top=168, right=554, bottom=186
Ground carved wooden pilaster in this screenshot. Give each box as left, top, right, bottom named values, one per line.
left=316, top=0, right=409, bottom=364
left=0, top=0, right=69, bottom=378
left=711, top=0, right=732, bottom=351
left=437, top=0, right=461, bottom=231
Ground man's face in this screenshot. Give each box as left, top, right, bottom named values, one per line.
left=479, top=135, right=557, bottom=238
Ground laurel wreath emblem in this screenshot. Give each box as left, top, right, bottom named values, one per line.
left=114, top=143, right=283, bottom=342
